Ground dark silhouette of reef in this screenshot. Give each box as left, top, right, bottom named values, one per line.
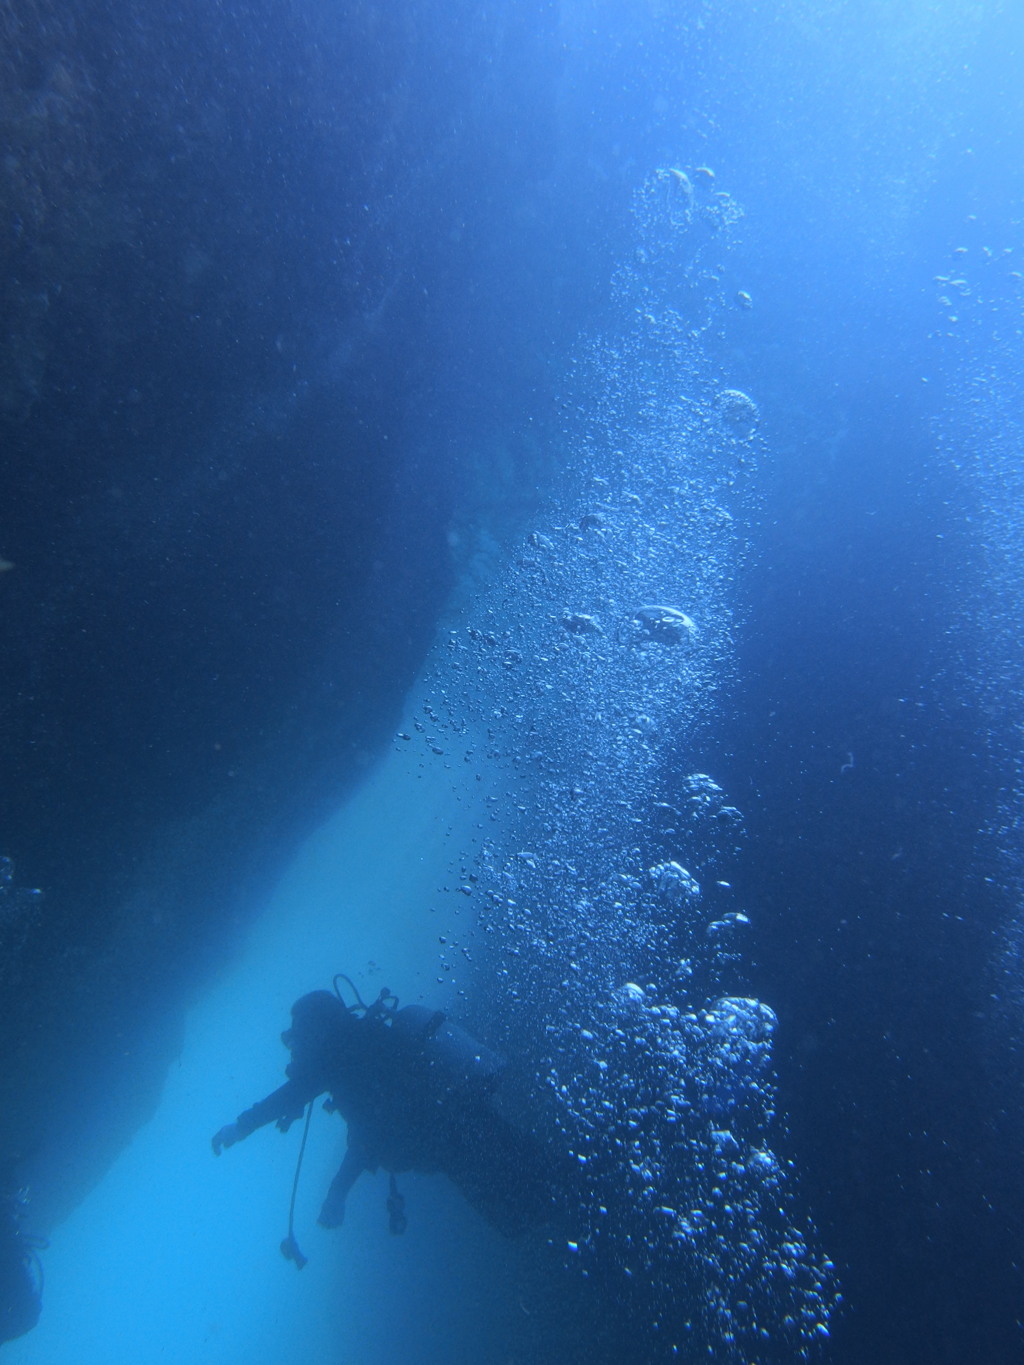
left=0, top=0, right=568, bottom=1230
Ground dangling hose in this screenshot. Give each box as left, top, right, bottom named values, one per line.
left=333, top=972, right=369, bottom=1012
left=280, top=1102, right=314, bottom=1270
left=333, top=972, right=399, bottom=1020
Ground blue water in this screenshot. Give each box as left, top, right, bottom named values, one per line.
left=3, top=1, right=1024, bottom=1362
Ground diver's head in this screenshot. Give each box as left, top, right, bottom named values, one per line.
left=282, top=990, right=355, bottom=1051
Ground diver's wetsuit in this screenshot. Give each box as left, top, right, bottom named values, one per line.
left=236, top=1002, right=456, bottom=1207
left=217, top=991, right=558, bottom=1236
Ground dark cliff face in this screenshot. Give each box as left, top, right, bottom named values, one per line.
left=0, top=0, right=567, bottom=1219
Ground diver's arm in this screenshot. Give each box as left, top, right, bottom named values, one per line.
left=317, top=1143, right=370, bottom=1228
left=212, top=1078, right=317, bottom=1155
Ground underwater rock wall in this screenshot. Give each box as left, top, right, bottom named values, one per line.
left=0, top=0, right=567, bottom=1223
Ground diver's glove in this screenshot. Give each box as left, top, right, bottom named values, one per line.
left=212, top=1123, right=240, bottom=1156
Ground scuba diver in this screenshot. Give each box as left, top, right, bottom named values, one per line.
left=212, top=978, right=561, bottom=1261
left=0, top=1182, right=42, bottom=1346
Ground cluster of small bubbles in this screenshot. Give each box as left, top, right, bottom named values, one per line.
left=716, top=387, right=760, bottom=436
left=410, top=169, right=836, bottom=1358
left=650, top=860, right=701, bottom=907
left=540, top=977, right=836, bottom=1357
left=932, top=230, right=1024, bottom=1095
left=931, top=237, right=1020, bottom=339
left=627, top=167, right=746, bottom=335
left=700, top=997, right=778, bottom=1120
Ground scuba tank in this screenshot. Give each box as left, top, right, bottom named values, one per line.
left=333, top=974, right=505, bottom=1093
left=389, top=1004, right=506, bottom=1093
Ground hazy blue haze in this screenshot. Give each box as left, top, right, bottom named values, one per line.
left=2, top=1, right=1024, bottom=1362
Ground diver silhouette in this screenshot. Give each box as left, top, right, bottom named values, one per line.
left=212, top=980, right=560, bottom=1254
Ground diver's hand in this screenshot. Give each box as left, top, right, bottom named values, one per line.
left=212, top=1123, right=240, bottom=1156
left=317, top=1194, right=346, bottom=1230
